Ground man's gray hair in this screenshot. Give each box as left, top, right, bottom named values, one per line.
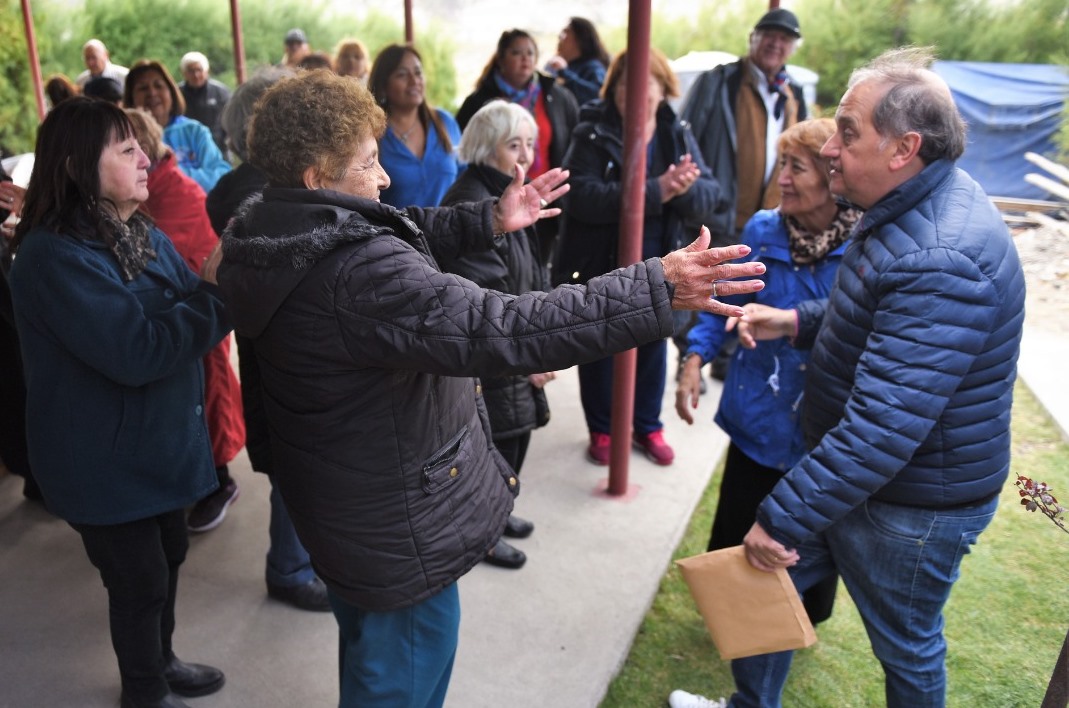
left=457, top=100, right=538, bottom=167
left=180, top=51, right=210, bottom=73
left=848, top=46, right=966, bottom=164
left=221, top=67, right=293, bottom=161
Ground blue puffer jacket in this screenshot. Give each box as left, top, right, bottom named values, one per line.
left=686, top=209, right=848, bottom=472
left=757, top=159, right=1025, bottom=548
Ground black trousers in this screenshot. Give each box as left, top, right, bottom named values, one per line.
left=494, top=431, right=532, bottom=478
left=708, top=442, right=839, bottom=624
left=71, top=509, right=188, bottom=701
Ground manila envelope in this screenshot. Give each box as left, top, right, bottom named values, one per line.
left=675, top=545, right=817, bottom=660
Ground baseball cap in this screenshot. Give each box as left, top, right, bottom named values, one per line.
left=285, top=28, right=307, bottom=44
left=754, top=9, right=802, bottom=39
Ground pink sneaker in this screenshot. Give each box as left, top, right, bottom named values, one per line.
left=587, top=432, right=611, bottom=465
left=633, top=429, right=674, bottom=466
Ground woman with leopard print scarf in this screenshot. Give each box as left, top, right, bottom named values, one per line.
left=675, top=118, right=860, bottom=631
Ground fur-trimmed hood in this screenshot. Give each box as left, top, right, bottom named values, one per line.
left=219, top=187, right=427, bottom=339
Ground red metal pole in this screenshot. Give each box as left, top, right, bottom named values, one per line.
left=404, top=0, right=414, bottom=45
left=229, top=0, right=247, bottom=85
left=606, top=0, right=652, bottom=496
left=19, top=0, right=46, bottom=122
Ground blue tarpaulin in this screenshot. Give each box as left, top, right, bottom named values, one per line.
left=932, top=61, right=1068, bottom=200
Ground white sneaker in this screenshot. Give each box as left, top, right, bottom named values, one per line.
left=668, top=689, right=728, bottom=708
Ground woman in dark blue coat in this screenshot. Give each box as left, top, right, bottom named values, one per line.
left=9, top=98, right=231, bottom=708
left=555, top=47, right=723, bottom=468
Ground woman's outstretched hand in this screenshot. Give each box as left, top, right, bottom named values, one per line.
left=661, top=226, right=766, bottom=317
left=492, top=165, right=570, bottom=234
left=727, top=303, right=798, bottom=349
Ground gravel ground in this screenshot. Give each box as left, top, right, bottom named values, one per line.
left=1014, top=218, right=1069, bottom=335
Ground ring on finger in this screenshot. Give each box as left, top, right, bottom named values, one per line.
left=539, top=199, right=548, bottom=208
left=712, top=281, right=718, bottom=299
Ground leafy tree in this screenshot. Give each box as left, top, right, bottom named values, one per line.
left=30, top=0, right=456, bottom=117
left=3, top=0, right=1063, bottom=159
left=1, top=0, right=50, bottom=156
left=793, top=0, right=1068, bottom=109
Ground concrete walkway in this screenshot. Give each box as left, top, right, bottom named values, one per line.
left=0, top=359, right=730, bottom=708
left=0, top=322, right=1061, bottom=708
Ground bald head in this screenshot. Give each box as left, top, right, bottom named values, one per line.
left=83, top=39, right=110, bottom=76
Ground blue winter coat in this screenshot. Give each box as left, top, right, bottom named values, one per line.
left=164, top=115, right=232, bottom=193
left=10, top=225, right=231, bottom=525
left=757, top=160, right=1025, bottom=548
left=686, top=209, right=848, bottom=471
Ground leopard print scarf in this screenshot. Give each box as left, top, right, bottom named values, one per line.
left=786, top=205, right=861, bottom=265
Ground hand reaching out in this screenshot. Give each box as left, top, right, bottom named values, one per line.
left=492, top=165, right=570, bottom=234
left=660, top=226, right=766, bottom=318
left=727, top=303, right=797, bottom=349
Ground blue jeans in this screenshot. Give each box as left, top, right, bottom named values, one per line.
left=328, top=583, right=460, bottom=708
left=729, top=495, right=999, bottom=708
left=265, top=477, right=316, bottom=587
left=578, top=338, right=667, bottom=435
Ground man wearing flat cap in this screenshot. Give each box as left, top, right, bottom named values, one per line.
left=682, top=9, right=807, bottom=249
left=281, top=28, right=311, bottom=67
left=678, top=8, right=808, bottom=383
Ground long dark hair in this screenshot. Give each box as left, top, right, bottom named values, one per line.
left=568, top=17, right=610, bottom=66
left=368, top=44, right=453, bottom=153
left=475, top=29, right=538, bottom=88
left=13, top=97, right=136, bottom=250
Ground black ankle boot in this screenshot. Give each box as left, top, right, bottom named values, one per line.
left=163, top=657, right=225, bottom=697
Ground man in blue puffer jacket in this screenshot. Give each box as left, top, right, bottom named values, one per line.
left=670, top=48, right=1025, bottom=708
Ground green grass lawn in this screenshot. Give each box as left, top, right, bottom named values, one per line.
left=603, top=382, right=1069, bottom=707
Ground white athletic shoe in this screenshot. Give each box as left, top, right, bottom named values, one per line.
left=667, top=689, right=728, bottom=708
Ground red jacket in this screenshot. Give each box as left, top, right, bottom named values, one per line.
left=144, top=152, right=245, bottom=467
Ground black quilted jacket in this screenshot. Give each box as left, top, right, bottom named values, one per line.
left=218, top=187, right=674, bottom=610
left=439, top=164, right=550, bottom=440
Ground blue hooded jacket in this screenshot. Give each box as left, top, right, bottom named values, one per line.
left=687, top=208, right=848, bottom=471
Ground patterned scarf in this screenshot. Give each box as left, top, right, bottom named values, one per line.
left=99, top=209, right=157, bottom=281
left=492, top=69, right=541, bottom=114
left=786, top=204, right=862, bottom=265
left=768, top=69, right=789, bottom=119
